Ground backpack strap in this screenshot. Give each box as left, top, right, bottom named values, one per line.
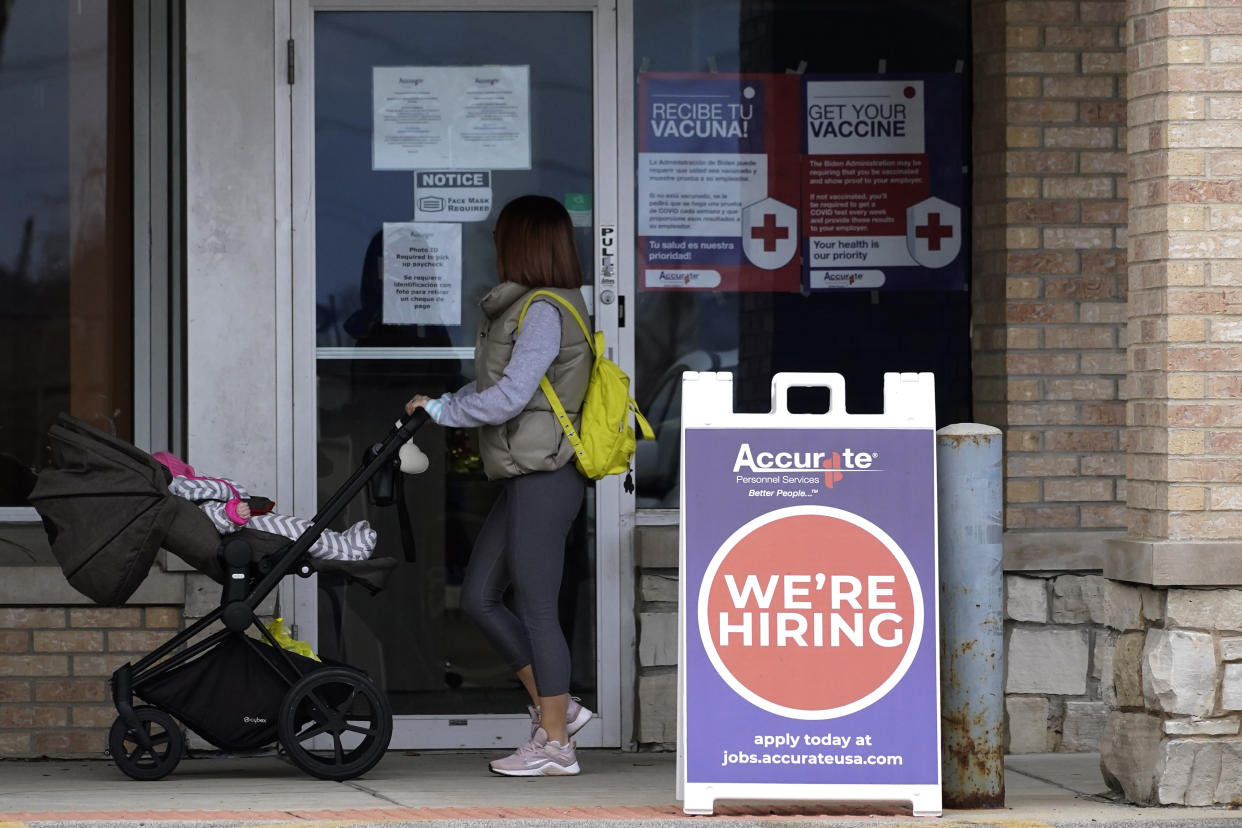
left=517, top=290, right=654, bottom=467
left=519, top=290, right=594, bottom=353
left=542, top=374, right=588, bottom=468
left=517, top=292, right=590, bottom=465
left=630, top=398, right=656, bottom=441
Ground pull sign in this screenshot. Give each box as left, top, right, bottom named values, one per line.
left=600, top=224, right=617, bottom=287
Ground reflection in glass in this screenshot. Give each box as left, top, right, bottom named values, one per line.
left=0, top=2, right=133, bottom=506
left=312, top=11, right=597, bottom=717
left=632, top=0, right=973, bottom=508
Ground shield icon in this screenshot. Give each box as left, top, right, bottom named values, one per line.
left=741, top=197, right=797, bottom=270
left=906, top=197, right=961, bottom=269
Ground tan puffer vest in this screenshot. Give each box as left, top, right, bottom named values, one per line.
left=475, top=281, right=592, bottom=480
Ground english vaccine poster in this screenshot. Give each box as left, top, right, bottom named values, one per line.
left=801, top=76, right=965, bottom=291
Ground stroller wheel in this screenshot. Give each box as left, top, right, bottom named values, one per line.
left=277, top=667, right=392, bottom=781
left=108, top=706, right=184, bottom=781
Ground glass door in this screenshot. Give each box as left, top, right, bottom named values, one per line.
left=288, top=0, right=620, bottom=749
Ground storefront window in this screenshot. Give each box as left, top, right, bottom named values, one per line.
left=0, top=1, right=133, bottom=511
left=632, top=0, right=972, bottom=508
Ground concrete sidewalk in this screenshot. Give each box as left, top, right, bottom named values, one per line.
left=0, top=751, right=1239, bottom=826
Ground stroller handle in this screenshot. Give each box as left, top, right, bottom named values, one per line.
left=398, top=407, right=431, bottom=435
left=243, top=408, right=430, bottom=607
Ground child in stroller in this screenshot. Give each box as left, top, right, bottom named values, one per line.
left=28, top=410, right=430, bottom=782
left=152, top=451, right=379, bottom=562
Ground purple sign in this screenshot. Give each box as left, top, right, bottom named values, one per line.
left=682, top=426, right=939, bottom=791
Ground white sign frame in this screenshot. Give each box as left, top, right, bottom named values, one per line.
left=677, top=371, right=942, bottom=817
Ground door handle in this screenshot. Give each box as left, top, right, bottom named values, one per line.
left=599, top=223, right=618, bottom=314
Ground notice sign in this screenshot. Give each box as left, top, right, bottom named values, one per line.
left=638, top=74, right=802, bottom=292
left=373, top=66, right=530, bottom=171
left=802, top=77, right=964, bottom=291
left=679, top=372, right=941, bottom=816
left=382, top=222, right=461, bottom=325
left=414, top=170, right=492, bottom=222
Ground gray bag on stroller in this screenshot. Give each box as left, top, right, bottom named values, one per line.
left=28, top=413, right=394, bottom=605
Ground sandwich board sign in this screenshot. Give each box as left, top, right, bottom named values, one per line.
left=677, top=372, right=941, bottom=816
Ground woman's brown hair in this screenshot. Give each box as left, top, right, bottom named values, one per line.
left=493, top=195, right=583, bottom=289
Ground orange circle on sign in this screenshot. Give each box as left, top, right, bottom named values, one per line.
left=699, top=508, right=920, bottom=717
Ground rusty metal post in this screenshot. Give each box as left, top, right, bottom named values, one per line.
left=936, top=424, right=1004, bottom=808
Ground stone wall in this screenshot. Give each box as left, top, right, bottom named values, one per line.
left=1102, top=587, right=1242, bottom=805
left=1007, top=574, right=1242, bottom=804
left=1004, top=571, right=1157, bottom=753
left=634, top=524, right=678, bottom=749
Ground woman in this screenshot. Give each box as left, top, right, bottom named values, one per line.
left=405, top=195, right=593, bottom=776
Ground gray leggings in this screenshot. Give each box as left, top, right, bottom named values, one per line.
left=460, top=462, right=585, bottom=697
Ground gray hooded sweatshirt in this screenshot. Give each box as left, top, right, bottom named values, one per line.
left=431, top=281, right=592, bottom=480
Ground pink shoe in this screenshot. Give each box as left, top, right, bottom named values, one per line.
left=528, top=696, right=593, bottom=739
left=489, top=727, right=579, bottom=776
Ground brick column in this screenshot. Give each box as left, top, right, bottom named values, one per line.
left=972, top=0, right=1130, bottom=534
left=1097, top=0, right=1242, bottom=806
left=1113, top=0, right=1242, bottom=578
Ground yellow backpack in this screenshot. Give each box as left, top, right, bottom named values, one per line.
left=519, top=291, right=654, bottom=483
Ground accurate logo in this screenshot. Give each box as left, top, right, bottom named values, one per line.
left=733, top=443, right=878, bottom=489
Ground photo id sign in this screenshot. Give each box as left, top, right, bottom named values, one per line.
left=678, top=372, right=941, bottom=816
left=381, top=222, right=462, bottom=326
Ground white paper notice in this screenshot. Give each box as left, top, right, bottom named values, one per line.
left=382, top=222, right=462, bottom=326
left=373, top=66, right=530, bottom=171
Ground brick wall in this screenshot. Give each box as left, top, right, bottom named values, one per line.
left=0, top=607, right=182, bottom=756
left=973, top=0, right=1011, bottom=432
left=973, top=0, right=1130, bottom=532
left=1126, top=0, right=1242, bottom=541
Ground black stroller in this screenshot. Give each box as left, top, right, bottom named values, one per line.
left=28, top=411, right=429, bottom=782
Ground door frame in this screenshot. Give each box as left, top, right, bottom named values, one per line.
left=280, top=0, right=632, bottom=749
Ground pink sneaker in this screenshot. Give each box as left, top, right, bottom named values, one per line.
left=489, top=727, right=580, bottom=776
left=528, top=696, right=593, bottom=739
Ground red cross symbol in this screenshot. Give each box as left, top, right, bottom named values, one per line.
left=750, top=213, right=789, bottom=252
left=915, top=212, right=954, bottom=251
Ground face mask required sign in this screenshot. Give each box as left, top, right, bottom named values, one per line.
left=678, top=372, right=941, bottom=817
